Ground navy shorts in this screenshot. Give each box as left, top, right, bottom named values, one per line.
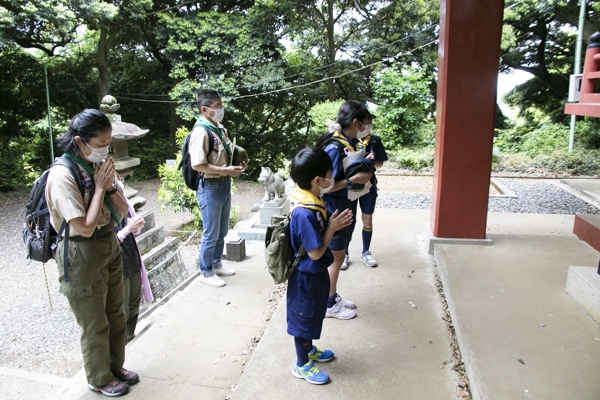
left=358, top=190, right=378, bottom=215
left=324, top=194, right=357, bottom=251
left=286, top=270, right=330, bottom=339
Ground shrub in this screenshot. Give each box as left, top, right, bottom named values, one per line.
left=388, top=147, right=435, bottom=171
left=493, top=150, right=600, bottom=176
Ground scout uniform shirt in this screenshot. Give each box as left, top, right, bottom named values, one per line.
left=46, top=162, right=125, bottom=237
left=189, top=118, right=234, bottom=178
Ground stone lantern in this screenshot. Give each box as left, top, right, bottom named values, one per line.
left=100, top=95, right=149, bottom=209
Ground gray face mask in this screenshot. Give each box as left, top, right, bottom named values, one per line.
left=83, top=142, right=109, bottom=163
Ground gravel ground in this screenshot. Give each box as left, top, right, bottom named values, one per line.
left=0, top=175, right=598, bottom=379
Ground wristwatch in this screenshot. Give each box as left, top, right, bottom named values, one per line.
left=106, top=187, right=118, bottom=195
left=345, top=178, right=352, bottom=189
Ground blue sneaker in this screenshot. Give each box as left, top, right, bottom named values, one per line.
left=308, top=346, right=334, bottom=362
left=291, top=361, right=329, bottom=384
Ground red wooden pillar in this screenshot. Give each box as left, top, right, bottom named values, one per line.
left=430, top=0, right=505, bottom=239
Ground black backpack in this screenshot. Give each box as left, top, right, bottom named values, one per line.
left=22, top=157, right=85, bottom=282
left=264, top=214, right=306, bottom=284
left=178, top=124, right=215, bottom=191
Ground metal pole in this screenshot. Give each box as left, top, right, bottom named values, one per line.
left=44, top=64, right=54, bottom=162
left=569, top=0, right=587, bottom=152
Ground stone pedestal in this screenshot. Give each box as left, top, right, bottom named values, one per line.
left=259, top=197, right=290, bottom=225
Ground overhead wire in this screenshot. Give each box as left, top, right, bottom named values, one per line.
left=97, top=31, right=439, bottom=104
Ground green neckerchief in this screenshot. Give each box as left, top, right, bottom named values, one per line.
left=195, top=117, right=232, bottom=161
left=62, top=153, right=122, bottom=228
left=332, top=131, right=357, bottom=152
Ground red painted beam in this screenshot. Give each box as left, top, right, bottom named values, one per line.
left=565, top=103, right=600, bottom=118
left=573, top=214, right=600, bottom=253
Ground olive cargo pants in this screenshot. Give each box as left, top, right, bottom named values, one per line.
left=56, top=229, right=127, bottom=387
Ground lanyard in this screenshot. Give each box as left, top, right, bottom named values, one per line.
left=196, top=117, right=232, bottom=160
left=62, top=153, right=122, bottom=228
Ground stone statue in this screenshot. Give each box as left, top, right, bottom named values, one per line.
left=258, top=167, right=285, bottom=202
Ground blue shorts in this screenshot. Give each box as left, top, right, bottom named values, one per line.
left=358, top=190, right=378, bottom=215
left=286, top=270, right=330, bottom=339
left=324, top=194, right=357, bottom=251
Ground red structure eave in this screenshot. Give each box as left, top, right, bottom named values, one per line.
left=565, top=103, right=600, bottom=118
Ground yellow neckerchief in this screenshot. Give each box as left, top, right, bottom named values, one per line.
left=332, top=131, right=356, bottom=152
left=290, top=188, right=328, bottom=221
left=358, top=134, right=371, bottom=150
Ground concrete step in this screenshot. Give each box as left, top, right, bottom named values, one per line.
left=566, top=266, right=600, bottom=324
left=137, top=210, right=155, bottom=233
left=0, top=367, right=69, bottom=400
left=136, top=225, right=165, bottom=255
left=143, top=237, right=190, bottom=303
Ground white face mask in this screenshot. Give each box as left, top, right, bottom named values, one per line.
left=357, top=123, right=372, bottom=139
left=206, top=107, right=224, bottom=123
left=319, top=177, right=335, bottom=195
left=83, top=142, right=109, bottom=163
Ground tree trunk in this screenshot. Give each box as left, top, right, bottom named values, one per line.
left=326, top=0, right=336, bottom=101
left=97, top=27, right=110, bottom=106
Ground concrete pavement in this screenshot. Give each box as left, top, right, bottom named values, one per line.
left=16, top=179, right=600, bottom=399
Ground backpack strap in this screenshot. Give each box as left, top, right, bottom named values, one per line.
left=51, top=156, right=86, bottom=283
left=288, top=214, right=306, bottom=268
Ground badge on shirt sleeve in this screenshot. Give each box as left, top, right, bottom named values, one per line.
left=316, top=210, right=327, bottom=231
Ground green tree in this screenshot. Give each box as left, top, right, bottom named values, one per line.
left=501, top=0, right=600, bottom=122
left=371, top=65, right=433, bottom=149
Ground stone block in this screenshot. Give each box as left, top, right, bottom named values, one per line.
left=259, top=199, right=290, bottom=225
left=137, top=211, right=155, bottom=233
left=225, top=238, right=246, bottom=262
left=141, top=236, right=190, bottom=311
left=136, top=226, right=165, bottom=255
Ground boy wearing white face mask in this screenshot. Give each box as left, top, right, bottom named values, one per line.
left=287, top=147, right=353, bottom=384
left=189, top=89, right=249, bottom=287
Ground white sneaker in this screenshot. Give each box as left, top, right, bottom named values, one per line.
left=360, top=251, right=378, bottom=267
left=199, top=274, right=226, bottom=287
left=215, top=266, right=236, bottom=276
left=326, top=302, right=356, bottom=319
left=336, top=294, right=356, bottom=309
left=341, top=255, right=349, bottom=270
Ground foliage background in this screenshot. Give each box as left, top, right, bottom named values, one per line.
left=1, top=0, right=599, bottom=192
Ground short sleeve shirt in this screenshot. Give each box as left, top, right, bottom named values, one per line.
left=45, top=163, right=122, bottom=237
left=323, top=134, right=358, bottom=197
left=188, top=122, right=234, bottom=178
left=290, top=207, right=334, bottom=274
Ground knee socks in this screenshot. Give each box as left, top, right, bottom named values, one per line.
left=295, top=337, right=312, bottom=366
left=362, top=227, right=373, bottom=254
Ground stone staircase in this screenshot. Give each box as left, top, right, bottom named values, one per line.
left=135, top=210, right=191, bottom=314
